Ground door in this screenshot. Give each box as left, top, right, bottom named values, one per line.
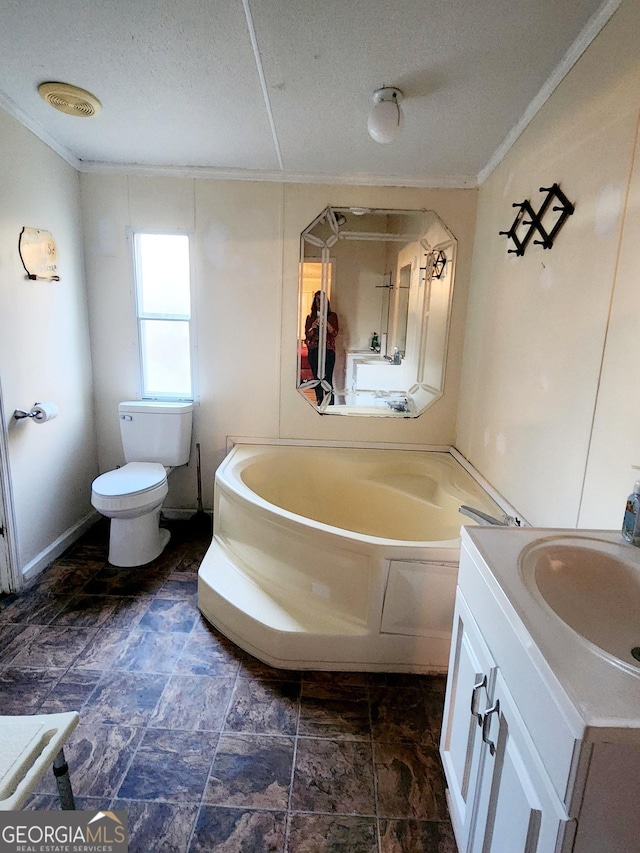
left=470, top=670, right=575, bottom=853
left=440, top=590, right=497, bottom=851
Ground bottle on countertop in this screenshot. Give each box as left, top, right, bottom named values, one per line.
left=371, top=332, right=379, bottom=351
left=622, top=478, right=640, bottom=545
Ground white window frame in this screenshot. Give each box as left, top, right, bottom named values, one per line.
left=132, top=231, right=196, bottom=402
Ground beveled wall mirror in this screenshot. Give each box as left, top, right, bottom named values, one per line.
left=297, top=207, right=456, bottom=417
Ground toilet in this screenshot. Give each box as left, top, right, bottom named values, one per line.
left=91, top=401, right=193, bottom=567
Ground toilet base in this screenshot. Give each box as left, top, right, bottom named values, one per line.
left=107, top=509, right=171, bottom=567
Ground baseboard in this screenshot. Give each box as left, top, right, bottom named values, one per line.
left=21, top=510, right=100, bottom=584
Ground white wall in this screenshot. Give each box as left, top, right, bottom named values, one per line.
left=80, top=176, right=478, bottom=511
left=457, top=0, right=640, bottom=528
left=0, top=109, right=98, bottom=578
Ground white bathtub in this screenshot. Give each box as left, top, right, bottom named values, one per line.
left=198, top=444, right=509, bottom=673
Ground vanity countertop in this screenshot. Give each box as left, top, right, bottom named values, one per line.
left=461, top=526, right=640, bottom=739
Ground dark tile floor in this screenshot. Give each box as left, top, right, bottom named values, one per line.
left=0, top=519, right=456, bottom=852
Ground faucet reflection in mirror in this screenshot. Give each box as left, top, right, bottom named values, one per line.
left=297, top=207, right=457, bottom=417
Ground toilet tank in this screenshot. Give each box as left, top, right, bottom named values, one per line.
left=118, top=401, right=193, bottom=466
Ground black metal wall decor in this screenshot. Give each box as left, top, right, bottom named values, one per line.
left=420, top=249, right=447, bottom=282
left=499, top=183, right=575, bottom=256
left=432, top=250, right=447, bottom=279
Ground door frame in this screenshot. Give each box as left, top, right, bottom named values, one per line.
left=0, top=376, right=21, bottom=593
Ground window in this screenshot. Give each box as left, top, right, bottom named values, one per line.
left=133, top=233, right=193, bottom=400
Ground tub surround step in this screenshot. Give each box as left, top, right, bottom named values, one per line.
left=197, top=539, right=451, bottom=673
left=198, top=539, right=368, bottom=637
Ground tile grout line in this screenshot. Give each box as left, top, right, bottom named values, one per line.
left=282, top=670, right=303, bottom=853
left=367, top=677, right=384, bottom=853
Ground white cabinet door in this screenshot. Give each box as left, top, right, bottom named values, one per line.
left=470, top=670, right=575, bottom=853
left=440, top=590, right=496, bottom=852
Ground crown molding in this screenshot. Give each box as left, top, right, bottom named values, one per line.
left=76, top=159, right=478, bottom=189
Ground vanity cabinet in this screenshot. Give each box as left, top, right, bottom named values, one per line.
left=441, top=528, right=640, bottom=853
left=441, top=591, right=574, bottom=853
left=345, top=350, right=407, bottom=408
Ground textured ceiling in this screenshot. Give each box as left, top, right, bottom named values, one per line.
left=0, top=0, right=621, bottom=186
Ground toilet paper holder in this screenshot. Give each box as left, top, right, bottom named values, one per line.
left=13, top=401, right=58, bottom=422
left=14, top=405, right=39, bottom=420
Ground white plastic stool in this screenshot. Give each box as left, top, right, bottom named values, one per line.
left=0, top=712, right=79, bottom=810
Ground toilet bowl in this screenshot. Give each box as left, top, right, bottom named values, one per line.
left=91, top=462, right=169, bottom=567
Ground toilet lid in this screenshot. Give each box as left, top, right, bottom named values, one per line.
left=92, top=462, right=167, bottom=498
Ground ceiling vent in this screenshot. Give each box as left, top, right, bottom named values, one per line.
left=38, top=82, right=101, bottom=117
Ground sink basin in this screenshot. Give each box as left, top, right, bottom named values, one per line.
left=519, top=536, right=640, bottom=672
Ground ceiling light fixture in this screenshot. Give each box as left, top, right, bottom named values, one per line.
left=38, top=82, right=102, bottom=117
left=367, top=87, right=403, bottom=144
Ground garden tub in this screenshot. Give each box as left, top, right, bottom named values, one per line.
left=198, top=444, right=509, bottom=672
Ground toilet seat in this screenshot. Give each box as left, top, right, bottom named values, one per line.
left=91, top=462, right=168, bottom=514
left=92, top=462, right=167, bottom=497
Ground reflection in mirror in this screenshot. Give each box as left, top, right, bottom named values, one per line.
left=297, top=207, right=456, bottom=417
